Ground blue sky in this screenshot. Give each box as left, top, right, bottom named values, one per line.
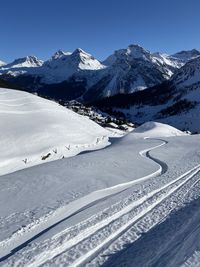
left=0, top=0, right=200, bottom=62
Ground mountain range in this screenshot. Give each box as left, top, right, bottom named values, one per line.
left=0, top=44, right=200, bottom=132
left=93, top=55, right=200, bottom=132
left=1, top=45, right=199, bottom=101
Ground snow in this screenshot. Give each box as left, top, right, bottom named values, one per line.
left=2, top=56, right=43, bottom=69
left=133, top=121, right=186, bottom=137
left=0, top=56, right=43, bottom=77
left=0, top=49, right=106, bottom=85
left=113, top=55, right=200, bottom=133
left=172, top=49, right=200, bottom=62
left=0, top=60, right=6, bottom=67
left=51, top=50, right=72, bottom=60
left=0, top=45, right=199, bottom=102
left=0, top=88, right=110, bottom=175
left=0, top=113, right=200, bottom=266
left=37, top=48, right=106, bottom=84
left=103, top=44, right=151, bottom=65
left=172, top=56, right=200, bottom=87
left=99, top=44, right=187, bottom=98
left=152, top=52, right=184, bottom=70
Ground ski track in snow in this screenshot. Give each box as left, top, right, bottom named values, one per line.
left=0, top=138, right=166, bottom=263
left=0, top=138, right=199, bottom=267
left=25, top=163, right=200, bottom=267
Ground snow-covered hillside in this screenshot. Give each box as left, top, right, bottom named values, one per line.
left=0, top=121, right=199, bottom=267
left=133, top=121, right=186, bottom=138
left=0, top=88, right=109, bottom=175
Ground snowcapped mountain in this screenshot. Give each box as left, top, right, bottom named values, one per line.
left=0, top=56, right=43, bottom=77
left=151, top=52, right=184, bottom=72
left=51, top=49, right=72, bottom=60
left=38, top=48, right=106, bottom=84
left=0, top=87, right=109, bottom=175
left=83, top=45, right=180, bottom=102
left=171, top=55, right=200, bottom=88
left=0, top=60, right=6, bottom=67
left=103, top=44, right=152, bottom=65
left=102, top=44, right=185, bottom=75
left=0, top=45, right=199, bottom=103
left=171, top=49, right=200, bottom=63
left=152, top=49, right=200, bottom=71
left=93, top=56, right=200, bottom=133
left=3, top=56, right=43, bottom=69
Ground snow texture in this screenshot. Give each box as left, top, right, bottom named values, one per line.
left=0, top=88, right=109, bottom=175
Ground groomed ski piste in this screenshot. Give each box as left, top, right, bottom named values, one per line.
left=0, top=88, right=200, bottom=267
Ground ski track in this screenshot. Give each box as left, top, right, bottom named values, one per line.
left=0, top=138, right=166, bottom=263
left=1, top=138, right=198, bottom=267
left=26, top=164, right=200, bottom=267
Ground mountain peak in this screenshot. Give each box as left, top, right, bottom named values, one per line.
left=72, top=48, right=90, bottom=56
left=52, top=50, right=71, bottom=60
left=103, top=44, right=151, bottom=66
left=74, top=48, right=86, bottom=53
left=128, top=43, right=148, bottom=51
left=127, top=44, right=150, bottom=59
left=5, top=56, right=43, bottom=68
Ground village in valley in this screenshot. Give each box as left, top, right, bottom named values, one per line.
left=63, top=100, right=136, bottom=132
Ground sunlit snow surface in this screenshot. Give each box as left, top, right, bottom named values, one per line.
left=0, top=88, right=110, bottom=175
left=0, top=90, right=200, bottom=267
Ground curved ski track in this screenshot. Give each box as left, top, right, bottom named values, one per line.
left=1, top=137, right=195, bottom=267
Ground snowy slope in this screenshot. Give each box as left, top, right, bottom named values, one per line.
left=0, top=122, right=199, bottom=267
left=0, top=88, right=109, bottom=175
left=133, top=121, right=186, bottom=138
left=152, top=52, right=184, bottom=73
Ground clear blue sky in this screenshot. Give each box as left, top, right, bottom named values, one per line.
left=1, top=0, right=200, bottom=62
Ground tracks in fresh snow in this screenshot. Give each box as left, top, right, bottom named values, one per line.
left=23, top=163, right=200, bottom=267
left=0, top=138, right=167, bottom=263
